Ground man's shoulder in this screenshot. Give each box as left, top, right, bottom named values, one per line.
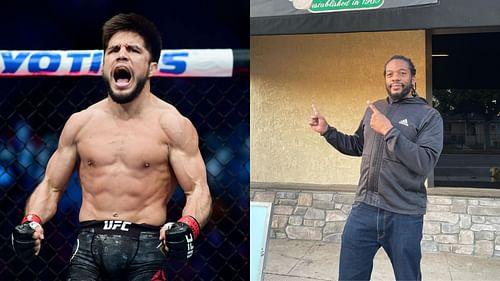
left=153, top=98, right=188, bottom=124
left=152, top=97, right=179, bottom=113
left=154, top=100, right=196, bottom=144
left=414, top=98, right=442, bottom=119
left=65, top=100, right=107, bottom=129
left=85, top=99, right=108, bottom=113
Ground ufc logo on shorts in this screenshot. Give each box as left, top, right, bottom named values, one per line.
left=185, top=234, right=194, bottom=258
left=103, top=220, right=131, bottom=231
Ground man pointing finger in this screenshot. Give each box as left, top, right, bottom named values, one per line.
left=367, top=100, right=393, bottom=136
left=309, top=55, right=443, bottom=281
left=309, top=104, right=329, bottom=135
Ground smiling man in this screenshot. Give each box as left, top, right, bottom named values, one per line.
left=11, top=13, right=212, bottom=281
left=309, top=55, right=443, bottom=281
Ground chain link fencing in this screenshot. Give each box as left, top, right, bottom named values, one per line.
left=0, top=74, right=249, bottom=280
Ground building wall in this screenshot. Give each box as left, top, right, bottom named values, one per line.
left=250, top=30, right=427, bottom=185
left=251, top=188, right=500, bottom=257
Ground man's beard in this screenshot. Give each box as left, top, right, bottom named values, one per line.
left=386, top=82, right=413, bottom=101
left=104, top=75, right=148, bottom=104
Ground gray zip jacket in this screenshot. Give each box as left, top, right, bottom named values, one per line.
left=322, top=96, right=443, bottom=214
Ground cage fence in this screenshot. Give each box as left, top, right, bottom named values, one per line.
left=0, top=74, right=249, bottom=281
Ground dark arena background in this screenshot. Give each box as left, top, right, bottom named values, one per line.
left=0, top=1, right=249, bottom=280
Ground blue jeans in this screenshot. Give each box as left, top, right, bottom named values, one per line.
left=339, top=202, right=423, bottom=281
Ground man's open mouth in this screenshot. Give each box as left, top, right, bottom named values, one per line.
left=113, top=66, right=132, bottom=88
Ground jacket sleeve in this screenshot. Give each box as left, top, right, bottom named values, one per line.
left=322, top=119, right=364, bottom=156
left=384, top=110, right=443, bottom=176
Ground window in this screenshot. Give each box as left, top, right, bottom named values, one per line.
left=432, top=32, right=500, bottom=188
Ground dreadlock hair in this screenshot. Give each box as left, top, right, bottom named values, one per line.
left=383, top=55, right=416, bottom=77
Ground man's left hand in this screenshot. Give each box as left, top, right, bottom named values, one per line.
left=367, top=101, right=393, bottom=136
left=159, top=216, right=200, bottom=260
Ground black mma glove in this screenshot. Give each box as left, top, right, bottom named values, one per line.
left=12, top=214, right=43, bottom=263
left=161, top=216, right=200, bottom=260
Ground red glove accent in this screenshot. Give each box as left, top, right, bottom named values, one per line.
left=21, top=214, right=42, bottom=225
left=178, top=216, right=200, bottom=239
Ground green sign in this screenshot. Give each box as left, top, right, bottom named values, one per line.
left=310, top=0, right=384, bottom=13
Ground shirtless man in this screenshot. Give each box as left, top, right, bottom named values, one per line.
left=11, top=13, right=212, bottom=280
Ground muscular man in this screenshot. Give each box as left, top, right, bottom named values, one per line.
left=309, top=55, right=443, bottom=281
left=12, top=13, right=212, bottom=280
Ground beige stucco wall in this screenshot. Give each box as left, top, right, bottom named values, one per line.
left=251, top=30, right=427, bottom=185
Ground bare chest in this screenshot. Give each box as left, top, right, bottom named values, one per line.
left=77, top=118, right=168, bottom=168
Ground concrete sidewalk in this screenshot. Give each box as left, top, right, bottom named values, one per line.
left=264, top=239, right=500, bottom=281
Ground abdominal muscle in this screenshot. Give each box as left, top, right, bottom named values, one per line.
left=74, top=102, right=178, bottom=226
left=77, top=158, right=175, bottom=227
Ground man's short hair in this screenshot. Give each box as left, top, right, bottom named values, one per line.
left=102, top=13, right=162, bottom=63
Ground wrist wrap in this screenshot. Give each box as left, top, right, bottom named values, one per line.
left=21, top=214, right=42, bottom=225
left=178, top=216, right=200, bottom=239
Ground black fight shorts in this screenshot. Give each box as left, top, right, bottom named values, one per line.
left=67, top=220, right=167, bottom=281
